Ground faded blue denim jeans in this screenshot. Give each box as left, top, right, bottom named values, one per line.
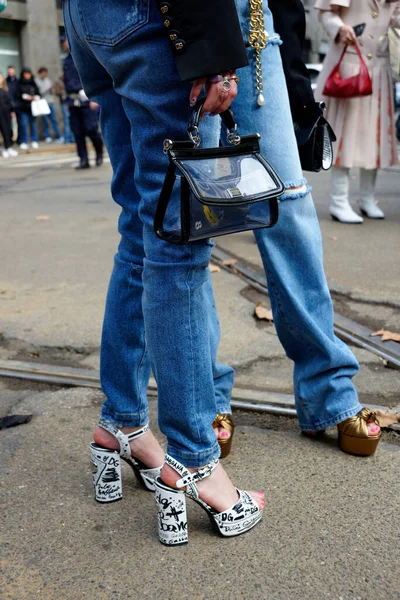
left=41, top=103, right=61, bottom=140
left=65, top=0, right=362, bottom=453
left=64, top=0, right=224, bottom=466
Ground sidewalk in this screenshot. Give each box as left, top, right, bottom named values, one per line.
left=1, top=383, right=399, bottom=600
left=1, top=158, right=400, bottom=599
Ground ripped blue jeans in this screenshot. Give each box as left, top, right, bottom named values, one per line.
left=67, top=0, right=362, bottom=445
left=215, top=0, right=362, bottom=430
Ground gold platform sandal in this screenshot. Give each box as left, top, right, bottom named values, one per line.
left=303, top=408, right=399, bottom=457
left=338, top=409, right=382, bottom=456
left=212, top=413, right=235, bottom=458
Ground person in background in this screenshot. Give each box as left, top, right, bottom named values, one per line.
left=6, top=65, right=21, bottom=145
left=61, top=35, right=103, bottom=169
left=17, top=68, right=40, bottom=150
left=315, top=0, right=400, bottom=223
left=35, top=67, right=62, bottom=143
left=54, top=75, right=74, bottom=143
left=0, top=72, right=18, bottom=158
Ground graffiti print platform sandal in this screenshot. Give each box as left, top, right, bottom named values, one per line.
left=90, top=420, right=162, bottom=503
left=213, top=413, right=235, bottom=458
left=154, top=454, right=263, bottom=546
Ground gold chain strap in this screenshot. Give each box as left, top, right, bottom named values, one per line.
left=248, top=0, right=269, bottom=106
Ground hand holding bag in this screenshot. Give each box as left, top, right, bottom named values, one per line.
left=295, top=102, right=336, bottom=172
left=31, top=98, right=51, bottom=117
left=323, top=42, right=373, bottom=98
left=154, top=101, right=284, bottom=244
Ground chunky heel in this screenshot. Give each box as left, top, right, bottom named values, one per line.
left=90, top=443, right=122, bottom=503
left=90, top=420, right=162, bottom=502
left=154, top=455, right=263, bottom=545
left=155, top=479, right=188, bottom=546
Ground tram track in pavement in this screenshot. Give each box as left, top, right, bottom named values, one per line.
left=0, top=242, right=399, bottom=420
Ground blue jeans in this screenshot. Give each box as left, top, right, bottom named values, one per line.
left=41, top=103, right=61, bottom=139
left=64, top=0, right=223, bottom=466
left=227, top=0, right=362, bottom=430
left=19, top=112, right=38, bottom=144
left=65, top=0, right=362, bottom=455
left=61, top=102, right=75, bottom=143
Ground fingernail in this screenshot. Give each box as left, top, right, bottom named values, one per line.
left=190, top=97, right=197, bottom=106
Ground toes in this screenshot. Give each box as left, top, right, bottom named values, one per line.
left=367, top=421, right=380, bottom=436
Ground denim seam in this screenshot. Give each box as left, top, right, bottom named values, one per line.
left=167, top=440, right=221, bottom=467
left=101, top=407, right=149, bottom=428
left=186, top=245, right=202, bottom=445
left=298, top=402, right=363, bottom=431
left=64, top=0, right=91, bottom=54
left=77, top=0, right=150, bottom=46
left=128, top=261, right=147, bottom=420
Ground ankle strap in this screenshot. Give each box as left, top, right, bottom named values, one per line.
left=164, top=454, right=219, bottom=500
left=99, top=419, right=149, bottom=459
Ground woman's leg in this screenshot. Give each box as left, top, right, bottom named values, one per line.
left=230, top=0, right=363, bottom=431
left=0, top=112, right=12, bottom=149
left=49, top=104, right=61, bottom=139
left=42, top=114, right=51, bottom=139
left=19, top=112, right=28, bottom=145
left=30, top=115, right=38, bottom=143
left=359, top=168, right=383, bottom=218
left=330, top=166, right=363, bottom=224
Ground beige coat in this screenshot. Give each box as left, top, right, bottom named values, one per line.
left=314, top=0, right=400, bottom=169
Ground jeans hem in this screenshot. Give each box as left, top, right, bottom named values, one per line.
left=100, top=407, right=149, bottom=428
left=298, top=402, right=363, bottom=431
left=167, top=440, right=221, bottom=467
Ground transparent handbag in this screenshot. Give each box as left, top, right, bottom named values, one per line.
left=154, top=101, right=284, bottom=244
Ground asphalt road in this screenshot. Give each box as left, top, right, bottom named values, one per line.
left=1, top=151, right=399, bottom=599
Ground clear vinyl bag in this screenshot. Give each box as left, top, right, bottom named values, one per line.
left=154, top=102, right=284, bottom=244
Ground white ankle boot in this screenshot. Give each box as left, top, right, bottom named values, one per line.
left=329, top=166, right=363, bottom=224
left=359, top=168, right=384, bottom=219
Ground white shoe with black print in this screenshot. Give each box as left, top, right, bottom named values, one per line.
left=90, top=420, right=162, bottom=503
left=154, top=454, right=263, bottom=546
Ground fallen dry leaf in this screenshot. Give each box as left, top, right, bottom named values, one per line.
left=222, top=259, right=238, bottom=266
left=371, top=329, right=400, bottom=343
left=254, top=302, right=273, bottom=322
left=373, top=409, right=400, bottom=428
left=209, top=264, right=221, bottom=273
left=36, top=215, right=51, bottom=221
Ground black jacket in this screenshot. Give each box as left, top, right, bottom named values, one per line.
left=268, top=0, right=314, bottom=120
left=0, top=89, right=13, bottom=115
left=155, top=0, right=248, bottom=81
left=6, top=76, right=18, bottom=108
left=17, top=78, right=41, bottom=114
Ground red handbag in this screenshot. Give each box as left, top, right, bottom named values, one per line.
left=323, top=42, right=373, bottom=98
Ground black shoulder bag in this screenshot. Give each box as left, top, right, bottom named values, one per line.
left=294, top=102, right=336, bottom=172
left=154, top=101, right=284, bottom=244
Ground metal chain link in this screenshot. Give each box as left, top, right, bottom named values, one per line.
left=248, top=0, right=269, bottom=106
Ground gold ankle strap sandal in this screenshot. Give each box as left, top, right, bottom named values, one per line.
left=213, top=413, right=235, bottom=458
left=338, top=408, right=382, bottom=456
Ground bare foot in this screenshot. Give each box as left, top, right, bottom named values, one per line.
left=93, top=426, right=164, bottom=469
left=160, top=462, right=264, bottom=514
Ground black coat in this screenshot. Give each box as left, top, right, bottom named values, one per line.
left=0, top=89, right=13, bottom=115
left=16, top=78, right=40, bottom=114
left=155, top=0, right=248, bottom=81
left=6, top=76, right=18, bottom=107
left=269, top=0, right=315, bottom=120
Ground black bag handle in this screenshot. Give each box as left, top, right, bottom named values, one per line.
left=187, top=98, right=239, bottom=147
